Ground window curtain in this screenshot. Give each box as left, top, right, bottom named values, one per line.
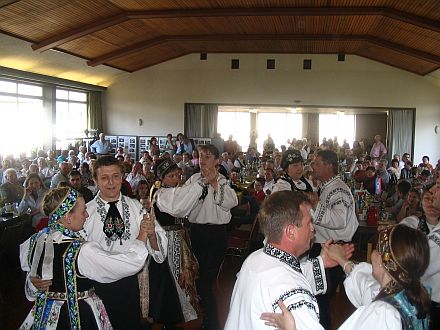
left=184, top=103, right=218, bottom=138
left=386, top=109, right=415, bottom=160
left=87, top=91, right=103, bottom=133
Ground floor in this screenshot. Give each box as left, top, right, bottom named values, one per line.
left=0, top=255, right=356, bottom=330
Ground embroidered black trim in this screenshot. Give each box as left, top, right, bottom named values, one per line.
left=264, top=244, right=302, bottom=273
left=271, top=288, right=316, bottom=310
left=311, top=258, right=325, bottom=292
left=314, top=184, right=353, bottom=225
left=429, top=231, right=440, bottom=247
left=286, top=301, right=320, bottom=319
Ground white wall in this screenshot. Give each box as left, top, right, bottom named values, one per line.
left=104, top=54, right=440, bottom=163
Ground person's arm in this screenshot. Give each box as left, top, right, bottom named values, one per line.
left=260, top=300, right=297, bottom=330
left=77, top=239, right=149, bottom=283
left=155, top=182, right=204, bottom=217
left=212, top=176, right=238, bottom=211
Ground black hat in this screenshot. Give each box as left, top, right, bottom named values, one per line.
left=154, top=158, right=178, bottom=180
left=281, top=149, right=303, bottom=170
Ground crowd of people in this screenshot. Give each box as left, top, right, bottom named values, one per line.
left=0, top=130, right=439, bottom=330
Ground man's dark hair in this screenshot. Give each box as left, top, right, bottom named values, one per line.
left=397, top=180, right=412, bottom=196
left=317, top=150, right=338, bottom=175
left=69, top=169, right=81, bottom=178
left=92, top=155, right=122, bottom=179
left=198, top=144, right=220, bottom=159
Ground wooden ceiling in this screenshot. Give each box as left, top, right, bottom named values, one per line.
left=0, top=0, right=439, bottom=75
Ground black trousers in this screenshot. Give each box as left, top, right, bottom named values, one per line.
left=309, top=243, right=345, bottom=330
left=93, top=274, right=141, bottom=330
left=431, top=301, right=440, bottom=330
left=190, top=223, right=227, bottom=330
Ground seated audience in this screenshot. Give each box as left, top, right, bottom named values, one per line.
left=18, top=173, right=47, bottom=226
left=400, top=190, right=439, bottom=234
left=396, top=188, right=423, bottom=222
left=418, top=155, right=433, bottom=173
left=68, top=170, right=94, bottom=203
left=0, top=168, right=24, bottom=204
left=50, top=162, right=72, bottom=189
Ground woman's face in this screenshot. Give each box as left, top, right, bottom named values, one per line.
left=407, top=192, right=420, bottom=208
left=162, top=169, right=180, bottom=187
left=287, top=162, right=304, bottom=181
left=137, top=183, right=149, bottom=199
left=28, top=177, right=41, bottom=192
left=67, top=197, right=88, bottom=231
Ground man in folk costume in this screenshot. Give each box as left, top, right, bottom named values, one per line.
left=83, top=156, right=167, bottom=329
left=155, top=144, right=238, bottom=330
left=224, top=191, right=354, bottom=329
left=310, top=150, right=359, bottom=329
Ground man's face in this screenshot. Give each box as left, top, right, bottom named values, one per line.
left=199, top=150, right=218, bottom=171
left=6, top=171, right=18, bottom=184
left=312, top=156, right=331, bottom=181
left=430, top=177, right=440, bottom=210
left=94, top=165, right=122, bottom=201
left=69, top=175, right=82, bottom=190
left=402, top=154, right=409, bottom=162
left=294, top=203, right=315, bottom=255
left=264, top=169, right=274, bottom=181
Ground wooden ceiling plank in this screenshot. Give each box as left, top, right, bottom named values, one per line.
left=87, top=33, right=440, bottom=67
left=87, top=36, right=166, bottom=66
left=0, top=0, right=20, bottom=9
left=31, top=6, right=440, bottom=53
left=31, top=13, right=128, bottom=52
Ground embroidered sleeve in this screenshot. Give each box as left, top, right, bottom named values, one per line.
left=301, top=257, right=327, bottom=295
left=24, top=273, right=39, bottom=301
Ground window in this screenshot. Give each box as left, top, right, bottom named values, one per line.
left=319, top=113, right=355, bottom=148
left=56, top=89, right=88, bottom=149
left=217, top=111, right=250, bottom=149
left=0, top=80, right=44, bottom=156
left=257, top=112, right=302, bottom=151
left=217, top=107, right=302, bottom=153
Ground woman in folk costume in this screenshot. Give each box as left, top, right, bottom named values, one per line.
left=261, top=225, right=431, bottom=330
left=139, top=158, right=200, bottom=329
left=19, top=187, right=150, bottom=329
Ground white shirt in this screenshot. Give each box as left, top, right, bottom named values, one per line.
left=423, top=223, right=440, bottom=303
left=225, top=245, right=327, bottom=330
left=313, top=176, right=359, bottom=243
left=263, top=179, right=275, bottom=195
left=400, top=215, right=437, bottom=233
left=83, top=193, right=167, bottom=262
left=340, top=263, right=401, bottom=330
left=156, top=173, right=238, bottom=225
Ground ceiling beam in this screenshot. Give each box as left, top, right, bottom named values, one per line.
left=31, top=13, right=128, bottom=52
left=32, top=7, right=440, bottom=52
left=87, top=34, right=440, bottom=67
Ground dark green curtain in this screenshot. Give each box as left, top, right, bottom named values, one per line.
left=184, top=103, right=218, bottom=138
left=87, top=91, right=103, bottom=132
left=386, top=109, right=415, bottom=160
